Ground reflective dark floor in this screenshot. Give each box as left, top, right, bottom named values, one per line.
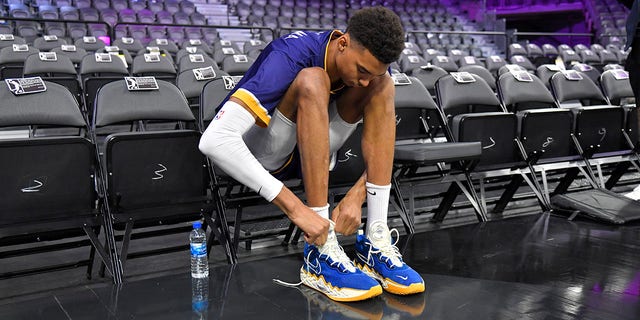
left=1, top=213, right=640, bottom=319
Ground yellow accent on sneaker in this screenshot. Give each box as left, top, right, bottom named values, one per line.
left=300, top=268, right=383, bottom=302
left=355, top=261, right=425, bottom=295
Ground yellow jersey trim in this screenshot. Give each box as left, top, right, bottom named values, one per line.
left=231, top=88, right=271, bottom=128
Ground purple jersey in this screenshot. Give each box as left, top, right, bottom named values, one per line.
left=223, top=30, right=344, bottom=127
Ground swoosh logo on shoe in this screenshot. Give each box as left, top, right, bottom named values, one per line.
left=396, top=275, right=408, bottom=281
left=307, top=258, right=321, bottom=274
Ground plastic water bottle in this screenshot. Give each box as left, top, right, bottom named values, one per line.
left=190, top=221, right=209, bottom=278
left=191, top=277, right=209, bottom=319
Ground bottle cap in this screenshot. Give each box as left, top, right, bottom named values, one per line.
left=193, top=221, right=202, bottom=229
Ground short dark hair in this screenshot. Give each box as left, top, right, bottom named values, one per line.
left=346, top=6, right=405, bottom=64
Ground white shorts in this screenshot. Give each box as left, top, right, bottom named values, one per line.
left=243, top=102, right=360, bottom=173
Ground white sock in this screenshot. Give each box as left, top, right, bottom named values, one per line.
left=310, top=203, right=330, bottom=220
left=365, top=182, right=391, bottom=238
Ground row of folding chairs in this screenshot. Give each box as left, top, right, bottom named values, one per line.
left=391, top=67, right=637, bottom=224
left=0, top=76, right=237, bottom=283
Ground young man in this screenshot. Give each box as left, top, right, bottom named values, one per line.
left=199, top=7, right=424, bottom=301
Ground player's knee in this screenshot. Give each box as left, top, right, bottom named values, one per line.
left=292, top=67, right=330, bottom=98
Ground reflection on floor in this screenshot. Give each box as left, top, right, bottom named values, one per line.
left=1, top=214, right=639, bottom=319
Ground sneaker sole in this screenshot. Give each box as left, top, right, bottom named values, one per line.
left=300, top=268, right=383, bottom=302
left=356, top=262, right=425, bottom=295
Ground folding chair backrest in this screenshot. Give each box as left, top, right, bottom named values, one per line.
left=497, top=71, right=555, bottom=112
left=178, top=53, right=218, bottom=73
left=221, top=54, right=255, bottom=76
left=600, top=69, right=634, bottom=106
left=94, top=79, right=194, bottom=128
left=0, top=35, right=26, bottom=49
left=105, top=130, right=207, bottom=210
left=177, top=68, right=229, bottom=102
left=32, top=37, right=67, bottom=51
left=0, top=137, right=95, bottom=223
left=435, top=73, right=502, bottom=120
left=394, top=76, right=438, bottom=140
left=535, top=64, right=561, bottom=88
left=112, top=38, right=145, bottom=54
left=0, top=80, right=85, bottom=128
left=410, top=65, right=448, bottom=96
left=131, top=54, right=177, bottom=79
left=458, top=65, right=496, bottom=91
left=550, top=71, right=607, bottom=106
left=23, top=52, right=77, bottom=77
left=0, top=44, right=39, bottom=78
left=199, top=77, right=237, bottom=130
left=517, top=108, right=576, bottom=163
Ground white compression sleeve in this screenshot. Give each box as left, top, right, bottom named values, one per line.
left=199, top=101, right=284, bottom=202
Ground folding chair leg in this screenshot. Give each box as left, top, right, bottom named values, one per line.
left=391, top=175, right=414, bottom=234
left=118, top=221, right=134, bottom=271
left=83, top=225, right=115, bottom=280
left=282, top=223, right=296, bottom=246
left=605, top=162, right=631, bottom=189
left=492, top=175, right=524, bottom=214
left=232, top=207, right=243, bottom=253
left=432, top=182, right=461, bottom=223
left=553, top=167, right=580, bottom=195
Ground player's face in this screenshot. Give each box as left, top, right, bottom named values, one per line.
left=338, top=37, right=388, bottom=87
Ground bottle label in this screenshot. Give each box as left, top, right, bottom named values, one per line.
left=190, top=243, right=207, bottom=257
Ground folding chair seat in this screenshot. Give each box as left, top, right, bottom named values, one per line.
left=177, top=53, right=219, bottom=73
left=458, top=65, right=496, bottom=91
left=0, top=44, right=38, bottom=79
left=0, top=80, right=119, bottom=282
left=571, top=63, right=601, bottom=85
left=185, top=28, right=204, bottom=41
left=92, top=79, right=237, bottom=272
left=76, top=0, right=92, bottom=9
left=59, top=5, right=80, bottom=20
left=131, top=53, right=177, bottom=82
left=23, top=52, right=82, bottom=105
left=148, top=0, right=164, bottom=13
left=410, top=64, right=448, bottom=96
left=79, top=52, right=130, bottom=120
left=221, top=54, right=254, bottom=76
left=9, top=3, right=31, bottom=18
left=74, top=36, right=106, bottom=53
left=498, top=71, right=556, bottom=113
left=436, top=72, right=549, bottom=216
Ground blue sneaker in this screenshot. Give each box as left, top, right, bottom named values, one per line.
left=354, top=221, right=425, bottom=295
left=301, top=224, right=382, bottom=302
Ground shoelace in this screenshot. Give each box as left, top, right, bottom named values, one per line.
left=318, top=235, right=356, bottom=273
left=368, top=228, right=403, bottom=268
